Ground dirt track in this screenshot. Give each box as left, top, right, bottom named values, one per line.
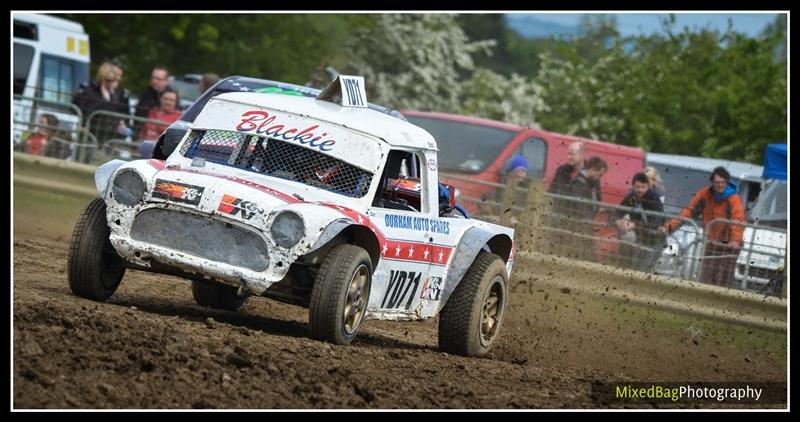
left=13, top=233, right=786, bottom=409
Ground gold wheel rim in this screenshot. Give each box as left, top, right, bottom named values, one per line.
left=480, top=276, right=505, bottom=346
left=343, top=264, right=369, bottom=334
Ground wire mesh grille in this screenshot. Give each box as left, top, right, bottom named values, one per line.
left=182, top=129, right=373, bottom=198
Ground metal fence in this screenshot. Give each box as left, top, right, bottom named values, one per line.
left=13, top=94, right=99, bottom=162
left=438, top=174, right=787, bottom=297
left=537, top=192, right=703, bottom=278
left=12, top=94, right=787, bottom=297
left=12, top=94, right=174, bottom=165
left=83, top=110, right=174, bottom=165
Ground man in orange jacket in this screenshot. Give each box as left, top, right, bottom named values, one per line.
left=658, top=166, right=745, bottom=288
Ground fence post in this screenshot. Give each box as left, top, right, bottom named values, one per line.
left=498, top=177, right=518, bottom=227
left=516, top=180, right=545, bottom=252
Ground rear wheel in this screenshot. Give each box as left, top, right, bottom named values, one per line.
left=68, top=198, right=126, bottom=301
left=308, top=244, right=372, bottom=345
left=191, top=280, right=249, bottom=311
left=438, top=251, right=508, bottom=357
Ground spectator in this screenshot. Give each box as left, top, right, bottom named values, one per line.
left=134, top=66, right=170, bottom=132
left=478, top=154, right=529, bottom=219
left=22, top=113, right=59, bottom=156
left=547, top=156, right=607, bottom=262
left=508, top=155, right=529, bottom=185
left=659, top=166, right=745, bottom=288
left=72, top=62, right=129, bottom=147
left=199, top=73, right=220, bottom=93
left=138, top=89, right=182, bottom=140
left=567, top=156, right=607, bottom=218
left=549, top=141, right=585, bottom=195
left=43, top=129, right=75, bottom=160
left=643, top=166, right=666, bottom=204
left=615, top=172, right=665, bottom=272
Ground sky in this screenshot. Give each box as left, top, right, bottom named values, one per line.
left=508, top=12, right=782, bottom=38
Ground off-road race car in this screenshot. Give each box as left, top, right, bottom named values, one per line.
left=68, top=76, right=516, bottom=357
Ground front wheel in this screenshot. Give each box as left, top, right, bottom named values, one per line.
left=308, top=244, right=372, bottom=345
left=438, top=251, right=508, bottom=357
left=67, top=198, right=126, bottom=301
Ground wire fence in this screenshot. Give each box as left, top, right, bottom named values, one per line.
left=441, top=175, right=786, bottom=297
left=12, top=94, right=787, bottom=297
left=13, top=95, right=172, bottom=165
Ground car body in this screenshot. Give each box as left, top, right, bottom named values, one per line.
left=400, top=110, right=646, bottom=215
left=70, top=76, right=515, bottom=356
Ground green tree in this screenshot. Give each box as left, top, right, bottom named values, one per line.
left=58, top=13, right=375, bottom=96
left=532, top=14, right=787, bottom=164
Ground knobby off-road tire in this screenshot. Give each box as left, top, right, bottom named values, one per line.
left=191, top=280, right=249, bottom=311
left=68, top=198, right=126, bottom=301
left=309, top=244, right=372, bottom=345
left=438, top=251, right=508, bottom=357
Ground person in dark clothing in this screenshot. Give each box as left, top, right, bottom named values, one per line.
left=615, top=172, right=666, bottom=272
left=547, top=156, right=607, bottom=261
left=549, top=141, right=585, bottom=195
left=72, top=61, right=130, bottom=160
left=134, top=66, right=170, bottom=133
left=569, top=156, right=606, bottom=204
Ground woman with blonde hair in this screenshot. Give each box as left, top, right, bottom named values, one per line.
left=72, top=61, right=130, bottom=154
left=643, top=166, right=666, bottom=204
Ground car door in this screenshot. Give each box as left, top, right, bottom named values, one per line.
left=368, top=149, right=432, bottom=315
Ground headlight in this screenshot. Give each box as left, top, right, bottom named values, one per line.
left=271, top=211, right=305, bottom=248
left=111, top=169, right=146, bottom=206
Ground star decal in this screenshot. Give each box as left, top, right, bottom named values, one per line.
left=423, top=249, right=430, bottom=260
left=382, top=244, right=388, bottom=255
left=408, top=247, right=415, bottom=258
left=395, top=245, right=402, bottom=257
left=438, top=251, right=444, bottom=262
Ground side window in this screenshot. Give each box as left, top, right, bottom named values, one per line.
left=38, top=54, right=86, bottom=103
left=506, top=137, right=546, bottom=180
left=13, top=43, right=34, bottom=95
left=373, top=150, right=424, bottom=213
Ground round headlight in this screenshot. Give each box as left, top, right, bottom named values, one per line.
left=111, top=169, right=146, bottom=206
left=271, top=211, right=305, bottom=248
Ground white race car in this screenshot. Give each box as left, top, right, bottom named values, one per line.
left=68, top=76, right=516, bottom=356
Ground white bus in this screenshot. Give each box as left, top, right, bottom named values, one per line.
left=13, top=13, right=90, bottom=101
left=13, top=13, right=90, bottom=148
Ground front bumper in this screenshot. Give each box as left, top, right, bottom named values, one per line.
left=108, top=203, right=292, bottom=295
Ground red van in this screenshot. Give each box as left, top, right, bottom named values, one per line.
left=401, top=110, right=645, bottom=214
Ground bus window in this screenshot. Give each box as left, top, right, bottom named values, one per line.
left=38, top=53, right=88, bottom=103
left=14, top=43, right=34, bottom=95
left=13, top=20, right=37, bottom=40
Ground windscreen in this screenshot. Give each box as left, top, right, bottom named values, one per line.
left=181, top=129, right=374, bottom=198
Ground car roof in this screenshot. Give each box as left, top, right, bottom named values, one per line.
left=216, top=76, right=407, bottom=121
left=210, top=92, right=438, bottom=151
left=646, top=153, right=764, bottom=182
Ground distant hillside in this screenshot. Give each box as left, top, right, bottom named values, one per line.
left=505, top=15, right=581, bottom=39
